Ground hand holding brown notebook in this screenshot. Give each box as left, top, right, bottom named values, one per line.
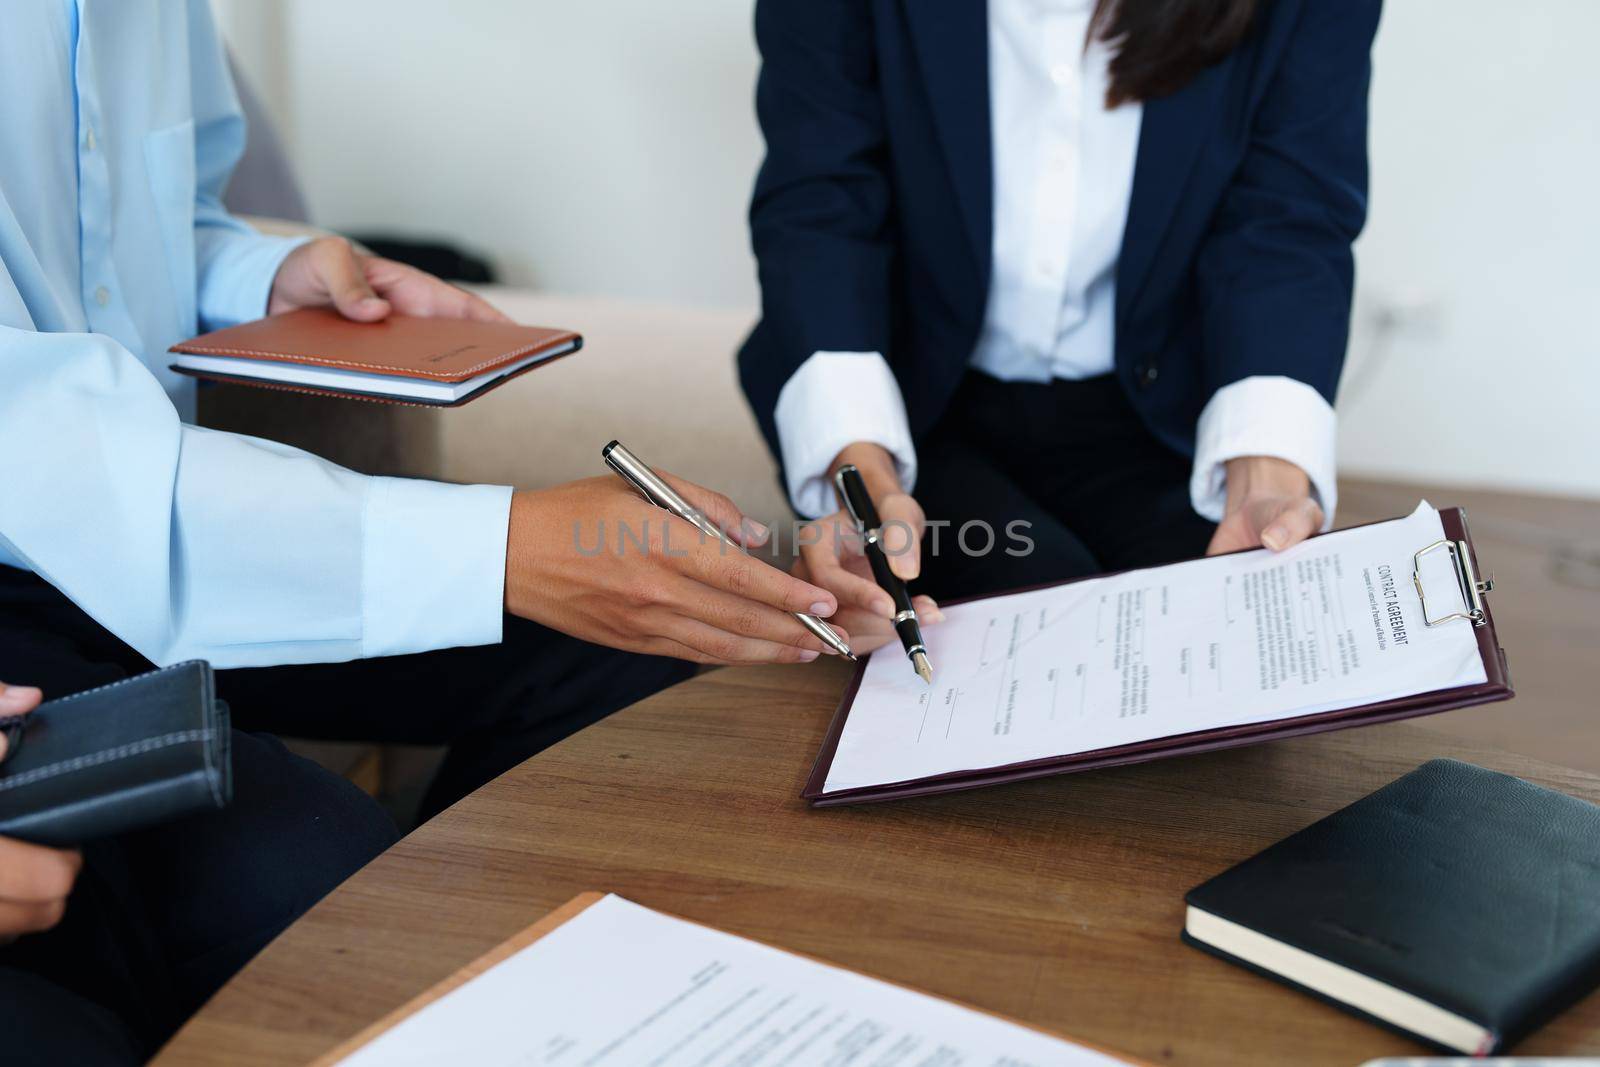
left=169, top=307, right=581, bottom=406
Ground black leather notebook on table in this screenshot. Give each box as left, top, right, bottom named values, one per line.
left=0, top=661, right=232, bottom=846
left=1183, top=759, right=1600, bottom=1055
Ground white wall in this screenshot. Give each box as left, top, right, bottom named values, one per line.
left=221, top=0, right=763, bottom=307
left=1341, top=1, right=1600, bottom=498
left=220, top=0, right=1600, bottom=499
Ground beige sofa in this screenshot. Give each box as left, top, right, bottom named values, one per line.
left=199, top=287, right=793, bottom=533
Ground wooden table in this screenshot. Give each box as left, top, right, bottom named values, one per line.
left=156, top=661, right=1600, bottom=1065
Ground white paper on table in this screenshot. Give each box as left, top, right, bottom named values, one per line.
left=823, top=502, right=1487, bottom=795
left=335, top=894, right=1125, bottom=1066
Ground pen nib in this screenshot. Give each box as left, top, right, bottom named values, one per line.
left=912, top=650, right=933, bottom=685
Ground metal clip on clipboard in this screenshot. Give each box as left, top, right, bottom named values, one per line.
left=1413, top=538, right=1495, bottom=628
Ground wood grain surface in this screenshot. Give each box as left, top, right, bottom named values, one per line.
left=155, top=660, right=1600, bottom=1065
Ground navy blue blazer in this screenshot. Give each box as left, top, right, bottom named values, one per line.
left=738, top=0, right=1378, bottom=485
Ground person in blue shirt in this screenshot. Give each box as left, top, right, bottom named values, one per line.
left=0, top=3, right=850, bottom=1059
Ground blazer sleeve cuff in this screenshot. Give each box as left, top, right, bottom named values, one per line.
left=773, top=351, right=918, bottom=518
left=1190, top=376, right=1338, bottom=529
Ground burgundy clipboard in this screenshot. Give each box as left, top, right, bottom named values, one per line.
left=802, top=507, right=1512, bottom=808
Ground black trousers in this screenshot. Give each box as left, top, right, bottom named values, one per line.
left=912, top=372, right=1216, bottom=601
left=0, top=568, right=690, bottom=1063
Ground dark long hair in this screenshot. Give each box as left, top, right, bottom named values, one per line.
left=1091, top=0, right=1259, bottom=106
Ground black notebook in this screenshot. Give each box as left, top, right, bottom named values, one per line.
left=0, top=661, right=232, bottom=846
left=1183, top=759, right=1600, bottom=1055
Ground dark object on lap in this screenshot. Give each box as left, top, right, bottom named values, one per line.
left=0, top=661, right=231, bottom=847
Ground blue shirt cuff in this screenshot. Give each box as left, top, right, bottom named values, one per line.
left=361, top=477, right=512, bottom=658
left=195, top=231, right=309, bottom=330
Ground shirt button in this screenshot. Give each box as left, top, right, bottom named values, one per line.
left=94, top=286, right=110, bottom=307
left=1136, top=364, right=1160, bottom=390
left=1050, top=62, right=1074, bottom=86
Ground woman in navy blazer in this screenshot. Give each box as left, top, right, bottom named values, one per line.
left=738, top=0, right=1380, bottom=651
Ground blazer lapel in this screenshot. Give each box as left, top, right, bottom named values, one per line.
left=1116, top=61, right=1232, bottom=325
left=901, top=0, right=993, bottom=284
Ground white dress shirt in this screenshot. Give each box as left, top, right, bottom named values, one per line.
left=0, top=0, right=510, bottom=668
left=773, top=0, right=1336, bottom=525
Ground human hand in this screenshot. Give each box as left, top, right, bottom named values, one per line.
left=505, top=476, right=850, bottom=665
left=1206, top=456, right=1325, bottom=556
left=0, top=679, right=41, bottom=718
left=793, top=442, right=940, bottom=655
left=0, top=682, right=82, bottom=943
left=268, top=236, right=511, bottom=324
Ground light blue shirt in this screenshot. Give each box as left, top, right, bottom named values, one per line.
left=0, top=0, right=512, bottom=668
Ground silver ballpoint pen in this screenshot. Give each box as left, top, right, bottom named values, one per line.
left=602, top=441, right=856, bottom=661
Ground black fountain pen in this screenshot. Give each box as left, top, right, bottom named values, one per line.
left=833, top=464, right=933, bottom=685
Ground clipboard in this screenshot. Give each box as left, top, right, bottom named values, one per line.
left=313, top=892, right=1148, bottom=1066
left=803, top=507, right=1512, bottom=808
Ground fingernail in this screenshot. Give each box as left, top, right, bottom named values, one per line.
left=359, top=297, right=387, bottom=312
left=1261, top=526, right=1287, bottom=550
left=925, top=606, right=945, bottom=623
left=798, top=649, right=819, bottom=662
left=877, top=597, right=896, bottom=617
left=743, top=519, right=770, bottom=545
left=0, top=686, right=40, bottom=711
left=810, top=601, right=834, bottom=617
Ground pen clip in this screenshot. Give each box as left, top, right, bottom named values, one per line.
left=605, top=440, right=724, bottom=542
left=832, top=465, right=881, bottom=536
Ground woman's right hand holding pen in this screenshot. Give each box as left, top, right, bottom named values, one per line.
left=792, top=442, right=942, bottom=655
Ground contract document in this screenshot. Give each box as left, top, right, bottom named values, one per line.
left=329, top=893, right=1129, bottom=1066
left=807, top=503, right=1509, bottom=804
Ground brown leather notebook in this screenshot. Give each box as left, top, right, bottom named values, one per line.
left=804, top=507, right=1511, bottom=807
left=169, top=307, right=581, bottom=407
